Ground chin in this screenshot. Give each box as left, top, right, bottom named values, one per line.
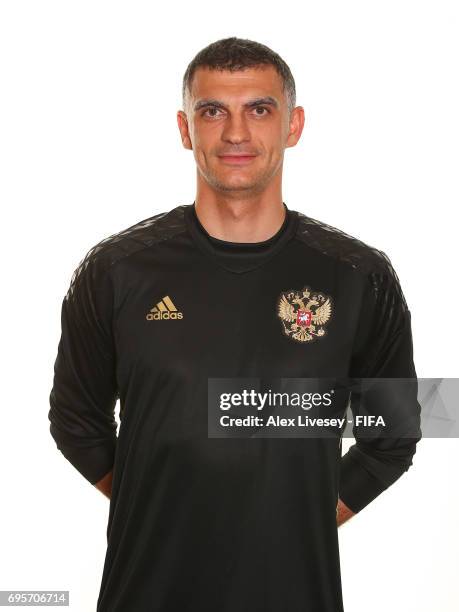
left=214, top=179, right=260, bottom=192
left=202, top=172, right=246, bottom=190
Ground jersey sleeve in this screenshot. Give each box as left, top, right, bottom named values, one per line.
left=339, top=250, right=422, bottom=513
left=48, top=247, right=119, bottom=485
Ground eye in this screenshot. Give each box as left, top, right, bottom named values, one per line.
left=252, top=106, right=270, bottom=116
left=202, top=106, right=223, bottom=118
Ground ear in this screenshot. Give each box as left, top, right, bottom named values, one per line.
left=177, top=111, right=193, bottom=150
left=285, top=106, right=306, bottom=149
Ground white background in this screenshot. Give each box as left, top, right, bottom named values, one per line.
left=1, top=1, right=458, bottom=610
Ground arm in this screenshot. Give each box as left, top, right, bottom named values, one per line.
left=337, top=497, right=355, bottom=526
left=338, top=250, right=422, bottom=518
left=48, top=245, right=119, bottom=494
left=95, top=469, right=113, bottom=499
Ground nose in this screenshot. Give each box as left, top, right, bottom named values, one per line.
left=221, top=113, right=251, bottom=144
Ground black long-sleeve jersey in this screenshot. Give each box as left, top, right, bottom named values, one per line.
left=48, top=202, right=422, bottom=612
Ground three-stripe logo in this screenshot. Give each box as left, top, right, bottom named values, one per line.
left=146, top=295, right=183, bottom=320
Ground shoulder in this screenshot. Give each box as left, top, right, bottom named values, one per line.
left=294, top=210, right=390, bottom=273
left=65, top=204, right=188, bottom=300
left=77, top=203, right=187, bottom=269
left=293, top=209, right=408, bottom=311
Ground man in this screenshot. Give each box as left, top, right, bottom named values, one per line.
left=48, top=37, right=422, bottom=612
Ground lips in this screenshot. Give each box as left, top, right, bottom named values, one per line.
left=218, top=154, right=257, bottom=164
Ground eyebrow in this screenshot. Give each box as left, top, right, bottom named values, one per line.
left=193, top=96, right=280, bottom=112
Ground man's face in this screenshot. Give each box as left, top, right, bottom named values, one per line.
left=177, top=65, right=304, bottom=195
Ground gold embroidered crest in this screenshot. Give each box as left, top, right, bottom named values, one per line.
left=277, top=286, right=333, bottom=343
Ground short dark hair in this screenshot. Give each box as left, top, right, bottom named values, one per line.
left=182, top=37, right=296, bottom=114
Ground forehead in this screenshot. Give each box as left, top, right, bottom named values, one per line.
left=189, top=65, right=285, bottom=102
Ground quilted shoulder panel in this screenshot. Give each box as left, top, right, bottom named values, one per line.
left=65, top=204, right=187, bottom=302
left=295, top=211, right=409, bottom=313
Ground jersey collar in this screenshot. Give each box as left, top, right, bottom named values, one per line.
left=184, top=201, right=299, bottom=274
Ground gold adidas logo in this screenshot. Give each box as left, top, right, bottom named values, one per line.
left=146, top=295, right=183, bottom=320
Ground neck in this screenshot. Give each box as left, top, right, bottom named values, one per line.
left=193, top=188, right=286, bottom=244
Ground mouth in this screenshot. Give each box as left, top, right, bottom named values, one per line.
left=217, top=154, right=258, bottom=165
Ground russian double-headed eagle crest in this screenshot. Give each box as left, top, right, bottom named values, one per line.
left=277, top=286, right=333, bottom=343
